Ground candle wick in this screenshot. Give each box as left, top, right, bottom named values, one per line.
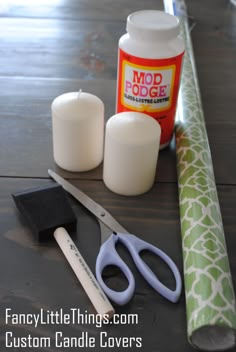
left=78, top=89, right=82, bottom=99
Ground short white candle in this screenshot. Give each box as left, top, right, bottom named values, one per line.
left=51, top=91, right=104, bottom=172
left=103, top=112, right=161, bottom=196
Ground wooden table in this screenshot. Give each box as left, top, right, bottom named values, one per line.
left=1, top=1, right=236, bottom=351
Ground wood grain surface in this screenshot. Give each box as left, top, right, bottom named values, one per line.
left=0, top=0, right=236, bottom=351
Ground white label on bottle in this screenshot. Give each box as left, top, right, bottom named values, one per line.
left=122, top=61, right=175, bottom=112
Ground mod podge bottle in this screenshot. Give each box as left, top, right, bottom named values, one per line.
left=116, top=10, right=185, bottom=148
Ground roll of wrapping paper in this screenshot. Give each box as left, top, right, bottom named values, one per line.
left=164, top=0, right=236, bottom=350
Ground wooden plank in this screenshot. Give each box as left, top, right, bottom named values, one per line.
left=186, top=1, right=236, bottom=185
left=0, top=17, right=120, bottom=80
left=1, top=2, right=235, bottom=82
left=0, top=74, right=235, bottom=184
left=0, top=0, right=164, bottom=21
left=0, top=77, right=177, bottom=181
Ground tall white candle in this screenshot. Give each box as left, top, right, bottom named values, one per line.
left=51, top=91, right=104, bottom=172
left=103, top=112, right=161, bottom=196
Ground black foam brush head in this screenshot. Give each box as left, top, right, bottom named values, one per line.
left=12, top=183, right=77, bottom=241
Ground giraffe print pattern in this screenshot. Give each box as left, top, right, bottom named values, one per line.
left=175, top=19, right=236, bottom=339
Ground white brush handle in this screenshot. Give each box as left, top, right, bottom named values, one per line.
left=53, top=227, right=115, bottom=318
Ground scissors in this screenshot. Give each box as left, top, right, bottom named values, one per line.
left=48, top=170, right=182, bottom=306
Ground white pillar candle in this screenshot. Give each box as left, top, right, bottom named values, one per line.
left=51, top=91, right=104, bottom=172
left=103, top=112, right=161, bottom=196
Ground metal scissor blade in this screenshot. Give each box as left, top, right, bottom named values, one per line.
left=48, top=169, right=129, bottom=235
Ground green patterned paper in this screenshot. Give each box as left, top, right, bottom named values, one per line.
left=174, top=12, right=236, bottom=352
